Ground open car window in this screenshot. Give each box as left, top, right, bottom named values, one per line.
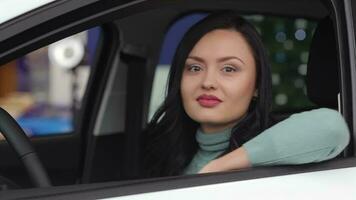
left=0, top=0, right=355, bottom=199
left=87, top=0, right=354, bottom=186
left=149, top=13, right=317, bottom=121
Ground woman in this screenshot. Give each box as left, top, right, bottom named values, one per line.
left=142, top=11, right=350, bottom=177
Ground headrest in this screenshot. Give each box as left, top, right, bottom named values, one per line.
left=306, top=17, right=339, bottom=109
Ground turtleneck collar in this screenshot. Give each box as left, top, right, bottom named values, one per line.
left=196, top=127, right=232, bottom=152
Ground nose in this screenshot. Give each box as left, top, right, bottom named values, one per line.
left=201, top=68, right=217, bottom=90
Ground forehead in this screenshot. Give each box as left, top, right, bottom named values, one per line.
left=188, top=29, right=254, bottom=60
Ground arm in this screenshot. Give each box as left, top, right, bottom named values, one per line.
left=199, top=108, right=350, bottom=173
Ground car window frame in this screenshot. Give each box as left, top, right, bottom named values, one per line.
left=333, top=0, right=355, bottom=156
left=345, top=0, right=356, bottom=156
left=0, top=0, right=355, bottom=197
left=2, top=157, right=356, bottom=199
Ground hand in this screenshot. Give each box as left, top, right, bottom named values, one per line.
left=198, top=159, right=221, bottom=174
left=198, top=147, right=251, bottom=174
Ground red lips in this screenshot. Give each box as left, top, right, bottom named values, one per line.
left=196, top=94, right=222, bottom=107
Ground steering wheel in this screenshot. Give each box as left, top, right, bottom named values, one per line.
left=0, top=107, right=51, bottom=188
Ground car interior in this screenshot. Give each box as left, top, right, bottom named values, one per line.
left=0, top=0, right=355, bottom=198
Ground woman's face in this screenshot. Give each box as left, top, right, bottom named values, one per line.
left=181, top=29, right=257, bottom=133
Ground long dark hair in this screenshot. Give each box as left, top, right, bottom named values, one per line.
left=142, top=11, right=272, bottom=177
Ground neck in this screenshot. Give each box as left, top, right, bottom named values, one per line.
left=201, top=121, right=237, bottom=134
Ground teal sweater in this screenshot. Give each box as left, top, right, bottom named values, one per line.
left=184, top=108, right=350, bottom=174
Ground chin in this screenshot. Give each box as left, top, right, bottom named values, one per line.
left=186, top=108, right=226, bottom=123
left=191, top=115, right=225, bottom=125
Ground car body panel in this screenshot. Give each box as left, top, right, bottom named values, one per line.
left=0, top=0, right=56, bottom=24
left=0, top=0, right=355, bottom=198
left=111, top=167, right=356, bottom=200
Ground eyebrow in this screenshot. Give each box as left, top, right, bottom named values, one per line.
left=187, top=56, right=245, bottom=65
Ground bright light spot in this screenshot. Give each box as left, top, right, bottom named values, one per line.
left=272, top=73, right=280, bottom=85
left=298, top=64, right=307, bottom=76
left=295, top=19, right=308, bottom=29
left=295, top=29, right=306, bottom=41
left=300, top=51, right=309, bottom=63
left=48, top=37, right=85, bottom=69
left=275, top=32, right=287, bottom=42
left=275, top=94, right=288, bottom=105
left=64, top=48, right=75, bottom=58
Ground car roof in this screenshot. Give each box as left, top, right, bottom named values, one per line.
left=0, top=0, right=56, bottom=24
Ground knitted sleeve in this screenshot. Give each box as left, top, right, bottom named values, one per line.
left=243, top=108, right=350, bottom=166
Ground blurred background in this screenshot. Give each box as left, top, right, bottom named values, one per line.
left=0, top=27, right=100, bottom=138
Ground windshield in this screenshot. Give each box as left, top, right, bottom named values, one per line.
left=0, top=0, right=55, bottom=24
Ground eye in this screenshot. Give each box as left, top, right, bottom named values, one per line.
left=186, top=64, right=202, bottom=72
left=221, top=65, right=237, bottom=73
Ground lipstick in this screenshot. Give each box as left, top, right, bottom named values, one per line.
left=197, top=94, right=222, bottom=108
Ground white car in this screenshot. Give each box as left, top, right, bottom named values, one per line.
left=0, top=0, right=355, bottom=199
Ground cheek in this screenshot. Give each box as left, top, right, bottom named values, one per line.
left=180, top=74, right=195, bottom=104
left=244, top=76, right=257, bottom=95
left=180, top=73, right=203, bottom=119
left=226, top=74, right=256, bottom=104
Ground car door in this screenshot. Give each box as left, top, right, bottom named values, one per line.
left=0, top=0, right=356, bottom=199
left=0, top=0, right=122, bottom=188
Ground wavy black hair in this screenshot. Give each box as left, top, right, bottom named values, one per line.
left=142, top=11, right=272, bottom=177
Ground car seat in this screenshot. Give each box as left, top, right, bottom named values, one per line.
left=306, top=16, right=339, bottom=110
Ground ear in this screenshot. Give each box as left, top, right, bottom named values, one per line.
left=253, top=89, right=258, bottom=97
